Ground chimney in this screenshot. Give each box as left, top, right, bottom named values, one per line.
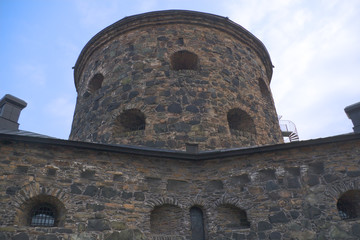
left=345, top=102, right=360, bottom=133
left=0, top=94, right=27, bottom=130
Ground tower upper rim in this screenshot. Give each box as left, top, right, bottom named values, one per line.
left=73, top=10, right=273, bottom=91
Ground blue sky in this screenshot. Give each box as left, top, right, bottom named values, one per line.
left=1, top=0, right=359, bottom=141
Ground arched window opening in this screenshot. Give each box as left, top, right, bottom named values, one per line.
left=30, top=203, right=57, bottom=227
left=227, top=108, right=256, bottom=135
left=337, top=190, right=360, bottom=220
left=259, top=78, right=272, bottom=103
left=150, top=204, right=183, bottom=235
left=217, top=204, right=250, bottom=229
left=116, top=109, right=146, bottom=133
left=190, top=207, right=205, bottom=240
left=170, top=50, right=198, bottom=71
left=88, top=73, right=104, bottom=94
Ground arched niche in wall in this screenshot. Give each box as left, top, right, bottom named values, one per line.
left=114, top=109, right=146, bottom=135
left=258, top=78, right=272, bottom=103
left=87, top=73, right=104, bottom=94
left=227, top=108, right=256, bottom=135
left=17, top=194, right=66, bottom=227
left=150, top=204, right=183, bottom=235
left=170, top=50, right=199, bottom=71
left=337, top=190, right=360, bottom=220
left=216, top=204, right=250, bottom=229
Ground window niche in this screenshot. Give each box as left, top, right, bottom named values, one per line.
left=227, top=108, right=256, bottom=135
left=114, top=109, right=146, bottom=135
left=217, top=204, right=250, bottom=229
left=87, top=73, right=104, bottom=95
left=150, top=204, right=183, bottom=235
left=258, top=78, right=272, bottom=103
left=337, top=190, right=360, bottom=220
left=170, top=50, right=199, bottom=71
left=17, top=194, right=66, bottom=227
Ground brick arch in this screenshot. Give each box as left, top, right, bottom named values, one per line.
left=212, top=195, right=251, bottom=210
left=216, top=204, right=250, bottom=229
left=324, top=179, right=360, bottom=200
left=12, top=182, right=69, bottom=226
left=145, top=196, right=182, bottom=209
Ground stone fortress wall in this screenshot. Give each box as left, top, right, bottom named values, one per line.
left=0, top=135, right=360, bottom=239
left=69, top=11, right=283, bottom=150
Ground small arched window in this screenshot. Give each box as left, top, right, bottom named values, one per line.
left=190, top=207, right=205, bottom=240
left=116, top=109, right=146, bottom=132
left=88, top=73, right=104, bottom=94
left=337, top=190, right=360, bottom=220
left=30, top=203, right=57, bottom=227
left=258, top=78, right=272, bottom=103
left=227, top=108, right=255, bottom=135
left=170, top=50, right=198, bottom=71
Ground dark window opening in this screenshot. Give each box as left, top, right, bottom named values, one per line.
left=227, top=108, right=255, bottom=135
left=116, top=109, right=145, bottom=132
left=337, top=190, right=360, bottom=220
left=30, top=203, right=57, bottom=227
left=171, top=50, right=198, bottom=71
left=217, top=204, right=250, bottom=229
left=259, top=78, right=272, bottom=103
left=190, top=207, right=205, bottom=240
left=88, top=73, right=104, bottom=94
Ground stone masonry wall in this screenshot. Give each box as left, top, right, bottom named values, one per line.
left=69, top=14, right=283, bottom=150
left=1, top=136, right=360, bottom=239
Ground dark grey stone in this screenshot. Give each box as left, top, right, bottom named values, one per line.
left=258, top=221, right=272, bottom=231
left=153, top=123, right=168, bottom=133
left=290, top=210, right=300, bottom=219
left=285, top=167, right=300, bottom=176
left=269, top=211, right=289, bottom=223
left=101, top=187, right=117, bottom=198
left=221, top=69, right=231, bottom=76
left=87, top=219, right=111, bottom=231
left=157, top=36, right=168, bottom=41
left=347, top=171, right=360, bottom=177
left=324, top=174, right=339, bottom=183
left=37, top=235, right=58, bottom=240
left=122, top=84, right=131, bottom=91
left=186, top=105, right=199, bottom=113
left=86, top=203, right=105, bottom=212
left=13, top=233, right=29, bottom=240
left=47, top=168, right=56, bottom=176
left=269, top=232, right=281, bottom=240
left=266, top=181, right=279, bottom=191
left=107, top=102, right=120, bottom=112
left=80, top=169, right=95, bottom=179
left=16, top=165, right=28, bottom=173
left=6, top=186, right=20, bottom=195
left=287, top=177, right=301, bottom=188
left=121, top=191, right=133, bottom=199
left=309, top=162, right=324, bottom=174
left=167, top=179, right=189, bottom=191
left=70, top=184, right=82, bottom=194
left=230, top=174, right=251, bottom=184
left=155, top=104, right=165, bottom=112
left=259, top=169, right=276, bottom=181
left=306, top=175, right=319, bottom=186
left=205, top=180, right=223, bottom=191
left=352, top=223, right=360, bottom=237
left=168, top=103, right=182, bottom=114
left=83, top=185, right=98, bottom=196
left=128, top=91, right=139, bottom=100
left=113, top=174, right=124, bottom=181
left=303, top=205, right=321, bottom=219
left=144, top=96, right=157, bottom=105
left=173, top=122, right=191, bottom=133
left=134, top=192, right=145, bottom=201
left=258, top=232, right=266, bottom=239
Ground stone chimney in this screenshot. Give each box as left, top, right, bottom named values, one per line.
left=345, top=102, right=360, bottom=133
left=0, top=94, right=27, bottom=130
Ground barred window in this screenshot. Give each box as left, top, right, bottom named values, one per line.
left=30, top=203, right=57, bottom=227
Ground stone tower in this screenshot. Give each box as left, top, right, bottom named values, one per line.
left=70, top=10, right=283, bottom=150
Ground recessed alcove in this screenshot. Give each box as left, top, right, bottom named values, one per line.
left=170, top=50, right=198, bottom=71
left=87, top=73, right=104, bottom=94
left=227, top=108, right=256, bottom=135
left=337, top=190, right=360, bottom=220
left=115, top=109, right=146, bottom=133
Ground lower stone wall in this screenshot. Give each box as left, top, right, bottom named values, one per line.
left=0, top=136, right=360, bottom=239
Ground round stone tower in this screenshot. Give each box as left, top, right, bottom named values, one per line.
left=69, top=10, right=283, bottom=150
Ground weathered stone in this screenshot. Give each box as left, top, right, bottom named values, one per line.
left=87, top=219, right=111, bottom=231
left=168, top=103, right=182, bottom=114
left=258, top=221, right=272, bottom=231
left=269, top=211, right=289, bottom=223
left=101, top=187, right=117, bottom=198
left=269, top=232, right=281, bottom=240
left=37, top=235, right=59, bottom=240
left=13, top=233, right=29, bottom=240
left=83, top=185, right=98, bottom=196
left=303, top=205, right=321, bottom=219
left=71, top=184, right=82, bottom=194
left=309, top=162, right=324, bottom=174
left=167, top=179, right=189, bottom=191
left=287, top=177, right=301, bottom=188
left=134, top=192, right=145, bottom=201
left=265, top=181, right=279, bottom=191
left=111, top=221, right=127, bottom=230
left=80, top=169, right=95, bottom=179
left=205, top=180, right=223, bottom=191
left=5, top=186, right=20, bottom=195
left=352, top=223, right=360, bottom=237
